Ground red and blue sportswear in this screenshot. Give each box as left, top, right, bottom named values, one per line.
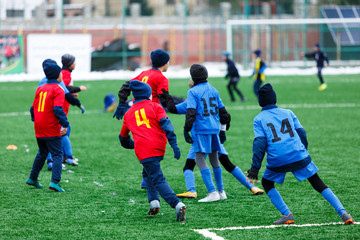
left=131, top=68, right=169, bottom=104
left=120, top=100, right=168, bottom=161
left=32, top=80, right=68, bottom=138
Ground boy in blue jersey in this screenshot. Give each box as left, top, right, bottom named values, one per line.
left=246, top=83, right=354, bottom=225
left=160, top=80, right=264, bottom=198
left=301, top=43, right=330, bottom=91
left=183, top=64, right=231, bottom=202
left=251, top=49, right=267, bottom=99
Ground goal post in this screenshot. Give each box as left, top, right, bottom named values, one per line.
left=226, top=18, right=360, bottom=69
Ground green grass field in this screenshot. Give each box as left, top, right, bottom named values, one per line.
left=1, top=74, right=359, bottom=239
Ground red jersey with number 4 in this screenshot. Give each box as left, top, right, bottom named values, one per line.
left=131, top=69, right=169, bottom=103
left=120, top=100, right=168, bottom=161
left=32, top=83, right=65, bottom=138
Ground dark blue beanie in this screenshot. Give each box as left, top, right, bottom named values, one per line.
left=258, top=83, right=277, bottom=107
left=253, top=49, right=261, bottom=57
left=42, top=59, right=61, bottom=80
left=151, top=49, right=170, bottom=68
left=190, top=63, right=208, bottom=83
left=130, top=80, right=152, bottom=101
left=222, top=51, right=231, bottom=58
left=62, top=53, right=75, bottom=68
left=314, top=43, right=320, bottom=48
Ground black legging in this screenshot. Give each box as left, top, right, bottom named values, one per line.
left=227, top=78, right=245, bottom=101
left=317, top=67, right=324, bottom=84
left=261, top=173, right=328, bottom=194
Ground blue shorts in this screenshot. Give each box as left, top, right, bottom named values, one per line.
left=187, top=141, right=228, bottom=159
left=263, top=161, right=319, bottom=184
left=192, top=134, right=222, bottom=154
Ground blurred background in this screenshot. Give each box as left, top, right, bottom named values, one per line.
left=0, top=0, right=359, bottom=75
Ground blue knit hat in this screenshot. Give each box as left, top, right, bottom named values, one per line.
left=253, top=49, right=261, bottom=57
left=130, top=80, right=152, bottom=101
left=258, top=83, right=277, bottom=107
left=42, top=59, right=61, bottom=80
left=314, top=43, right=320, bottom=48
left=151, top=49, right=170, bottom=68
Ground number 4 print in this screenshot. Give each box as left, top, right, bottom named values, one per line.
left=135, top=108, right=151, bottom=128
left=267, top=118, right=294, bottom=143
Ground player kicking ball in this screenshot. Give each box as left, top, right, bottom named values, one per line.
left=246, top=83, right=354, bottom=225
left=119, top=80, right=186, bottom=221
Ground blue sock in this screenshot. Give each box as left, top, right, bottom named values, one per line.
left=61, top=135, right=73, bottom=158
left=267, top=188, right=291, bottom=216
left=213, top=167, right=224, bottom=191
left=321, top=188, right=346, bottom=217
left=231, top=166, right=255, bottom=190
left=184, top=169, right=196, bottom=192
left=200, top=168, right=216, bottom=193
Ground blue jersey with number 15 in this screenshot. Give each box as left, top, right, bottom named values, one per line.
left=254, top=106, right=309, bottom=168
left=187, top=82, right=224, bottom=134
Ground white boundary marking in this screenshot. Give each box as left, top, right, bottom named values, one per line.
left=1, top=103, right=359, bottom=117
left=193, top=222, right=359, bottom=240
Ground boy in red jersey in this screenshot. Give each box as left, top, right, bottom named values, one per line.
left=119, top=80, right=186, bottom=221
left=113, top=49, right=170, bottom=120
left=60, top=53, right=86, bottom=166
left=26, top=59, right=69, bottom=192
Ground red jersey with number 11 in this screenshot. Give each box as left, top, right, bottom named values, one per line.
left=120, top=100, right=168, bottom=161
left=32, top=83, right=65, bottom=138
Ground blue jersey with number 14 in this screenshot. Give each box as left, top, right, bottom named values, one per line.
left=254, top=106, right=309, bottom=168
left=187, top=82, right=224, bottom=134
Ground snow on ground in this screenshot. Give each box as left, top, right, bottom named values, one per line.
left=0, top=62, right=359, bottom=82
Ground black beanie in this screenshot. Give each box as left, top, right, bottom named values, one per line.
left=258, top=83, right=277, bottom=107
left=61, top=54, right=75, bottom=68
left=190, top=63, right=208, bottom=83
left=42, top=59, right=61, bottom=80
left=130, top=80, right=152, bottom=101
left=151, top=49, right=170, bottom=68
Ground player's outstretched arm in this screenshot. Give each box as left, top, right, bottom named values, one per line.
left=159, top=89, right=178, bottom=114
left=64, top=93, right=85, bottom=113
left=113, top=81, right=131, bottom=120
left=160, top=117, right=181, bottom=160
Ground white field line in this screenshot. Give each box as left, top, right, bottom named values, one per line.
left=193, top=222, right=360, bottom=240
left=1, top=103, right=359, bottom=117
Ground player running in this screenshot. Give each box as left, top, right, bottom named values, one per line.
left=246, top=83, right=355, bottom=225
left=222, top=52, right=246, bottom=102
left=301, top=43, right=330, bottom=91
left=251, top=49, right=267, bottom=99
left=119, top=80, right=186, bottom=221
left=183, top=64, right=231, bottom=202
left=160, top=79, right=264, bottom=198
left=26, top=59, right=69, bottom=192
left=113, top=49, right=171, bottom=120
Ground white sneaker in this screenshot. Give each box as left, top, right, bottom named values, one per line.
left=218, top=190, right=227, bottom=200
left=198, top=191, right=220, bottom=202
